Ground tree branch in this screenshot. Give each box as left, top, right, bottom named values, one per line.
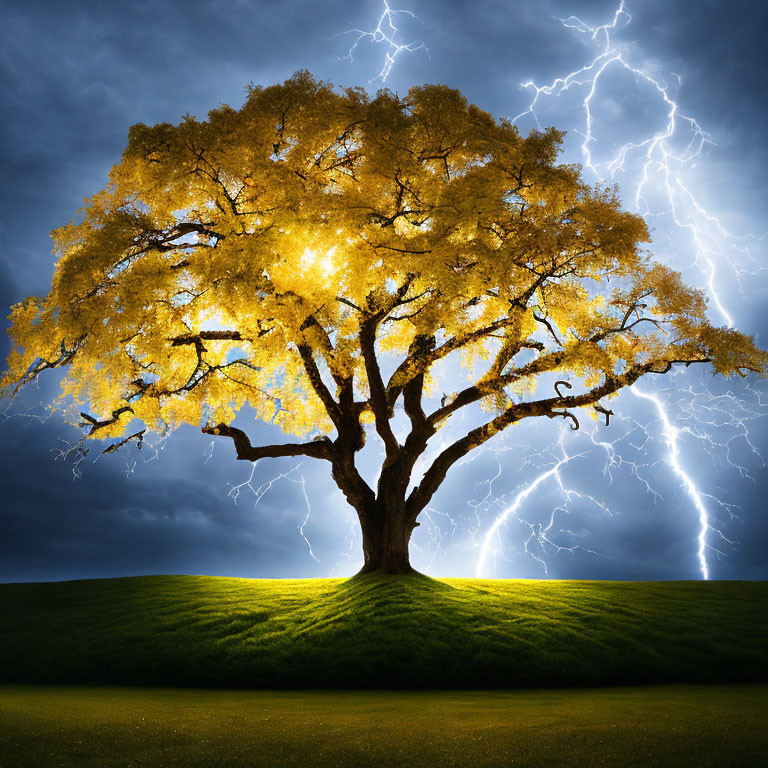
left=427, top=351, right=568, bottom=427
left=533, top=312, right=563, bottom=346
left=406, top=363, right=667, bottom=519
left=170, top=330, right=243, bottom=348
left=5, top=335, right=87, bottom=398
left=74, top=222, right=226, bottom=302
left=296, top=343, right=343, bottom=428
left=336, top=295, right=363, bottom=313
left=549, top=409, right=579, bottom=431
left=386, top=315, right=522, bottom=408
left=102, top=430, right=146, bottom=455
left=594, top=404, right=614, bottom=425
left=590, top=315, right=666, bottom=343
left=80, top=406, right=134, bottom=434
left=202, top=423, right=332, bottom=462
left=360, top=316, right=401, bottom=464
left=402, top=335, right=433, bottom=436
left=300, top=313, right=349, bottom=389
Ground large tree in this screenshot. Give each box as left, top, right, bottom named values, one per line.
left=3, top=72, right=765, bottom=573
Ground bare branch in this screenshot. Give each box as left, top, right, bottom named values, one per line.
left=533, top=312, right=563, bottom=346
left=554, top=380, right=572, bottom=399
left=202, top=423, right=332, bottom=462
left=646, top=357, right=712, bottom=374
left=407, top=366, right=650, bottom=519
left=336, top=296, right=363, bottom=312
left=103, top=429, right=146, bottom=455
left=594, top=403, right=614, bottom=426
left=80, top=406, right=134, bottom=434
left=549, top=409, right=579, bottom=431
left=170, top=330, right=243, bottom=348
left=590, top=316, right=667, bottom=343
left=296, top=343, right=343, bottom=428
left=427, top=351, right=568, bottom=427
left=360, top=316, right=401, bottom=464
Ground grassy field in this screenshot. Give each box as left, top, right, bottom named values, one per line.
left=1, top=684, right=766, bottom=767
left=1, top=574, right=766, bottom=688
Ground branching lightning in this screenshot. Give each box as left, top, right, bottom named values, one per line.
left=630, top=387, right=712, bottom=579
left=341, top=0, right=428, bottom=82
left=475, top=440, right=573, bottom=578
left=471, top=427, right=623, bottom=578
left=513, top=0, right=763, bottom=328
left=6, top=1, right=762, bottom=581
left=468, top=0, right=766, bottom=580
left=229, top=460, right=320, bottom=564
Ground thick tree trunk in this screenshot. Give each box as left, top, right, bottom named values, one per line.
left=356, top=502, right=416, bottom=575
left=330, top=439, right=419, bottom=575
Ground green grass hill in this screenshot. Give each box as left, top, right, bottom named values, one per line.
left=1, top=575, right=766, bottom=688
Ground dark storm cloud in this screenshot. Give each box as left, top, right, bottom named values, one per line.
left=0, top=0, right=339, bottom=294
left=0, top=402, right=350, bottom=582
left=1, top=0, right=766, bottom=581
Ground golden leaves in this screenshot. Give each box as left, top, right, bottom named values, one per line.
left=3, top=71, right=765, bottom=446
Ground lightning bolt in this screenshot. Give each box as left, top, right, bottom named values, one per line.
left=26, top=0, right=762, bottom=581
left=475, top=451, right=570, bottom=578
left=468, top=0, right=765, bottom=580
left=629, top=387, right=713, bottom=579
left=513, top=0, right=763, bottom=328
left=341, top=0, right=428, bottom=83
left=229, top=460, right=321, bottom=564
left=474, top=429, right=617, bottom=578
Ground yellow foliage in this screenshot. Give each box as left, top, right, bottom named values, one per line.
left=2, top=72, right=765, bottom=446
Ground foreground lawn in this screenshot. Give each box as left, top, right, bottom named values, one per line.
left=1, top=575, right=766, bottom=687
left=1, top=684, right=766, bottom=768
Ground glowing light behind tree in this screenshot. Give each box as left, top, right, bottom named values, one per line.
left=3, top=72, right=765, bottom=573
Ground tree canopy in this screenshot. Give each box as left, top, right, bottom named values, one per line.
left=4, top=71, right=765, bottom=572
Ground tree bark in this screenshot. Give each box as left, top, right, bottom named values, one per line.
left=355, top=499, right=416, bottom=575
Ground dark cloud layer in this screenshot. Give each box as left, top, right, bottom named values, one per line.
left=1, top=0, right=766, bottom=582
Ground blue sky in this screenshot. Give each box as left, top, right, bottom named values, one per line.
left=1, top=0, right=767, bottom=582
